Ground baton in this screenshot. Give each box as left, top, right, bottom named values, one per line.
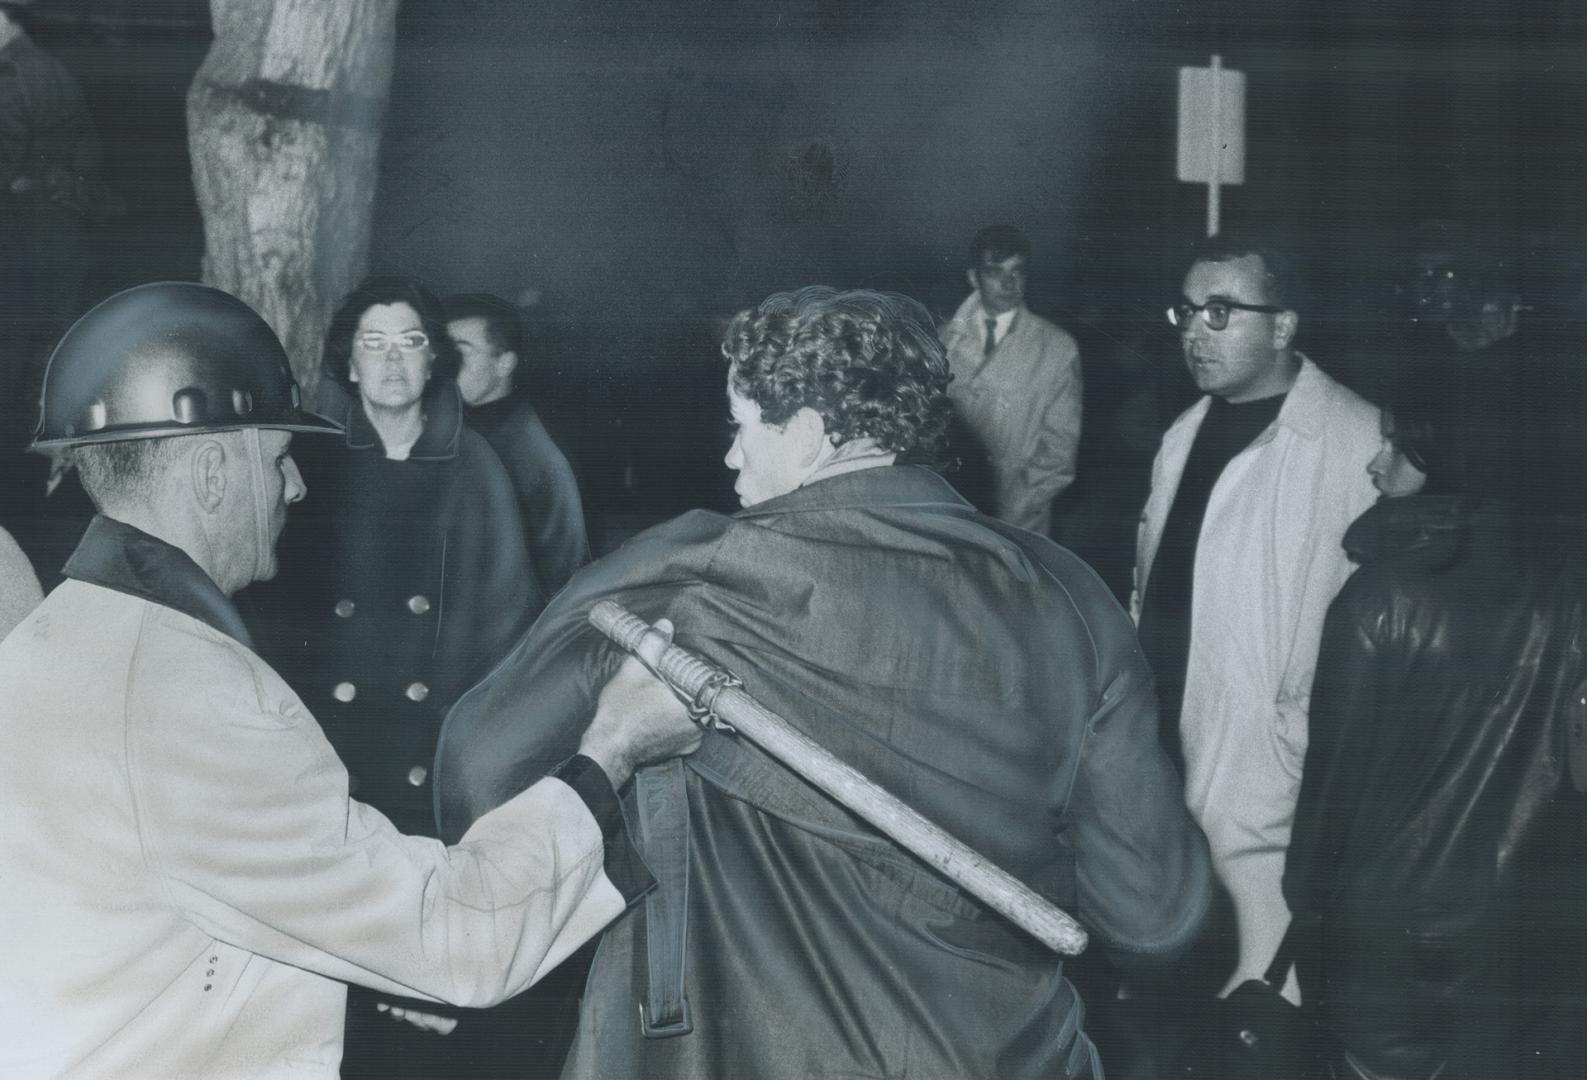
left=589, top=599, right=1089, bottom=956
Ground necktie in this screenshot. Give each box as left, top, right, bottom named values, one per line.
left=984, top=318, right=998, bottom=355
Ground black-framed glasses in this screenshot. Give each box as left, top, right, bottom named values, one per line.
left=355, top=330, right=430, bottom=353
left=1167, top=298, right=1285, bottom=332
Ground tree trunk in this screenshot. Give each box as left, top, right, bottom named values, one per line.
left=187, top=0, right=399, bottom=406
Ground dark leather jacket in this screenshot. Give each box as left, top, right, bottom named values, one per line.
left=1285, top=495, right=1587, bottom=1078
left=439, top=465, right=1212, bottom=1080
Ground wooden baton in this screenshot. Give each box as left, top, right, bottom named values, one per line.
left=589, top=599, right=1089, bottom=956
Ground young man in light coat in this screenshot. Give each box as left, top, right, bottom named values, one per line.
left=940, top=224, right=1083, bottom=536
left=1133, top=234, right=1379, bottom=1004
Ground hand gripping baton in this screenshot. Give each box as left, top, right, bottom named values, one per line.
left=589, top=599, right=1089, bottom=956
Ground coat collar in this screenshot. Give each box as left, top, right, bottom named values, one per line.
left=734, top=464, right=971, bottom=519
left=1170, top=353, right=1335, bottom=452
left=338, top=378, right=465, bottom=461
left=1267, top=354, right=1335, bottom=442
left=63, top=515, right=253, bottom=649
left=1341, top=494, right=1462, bottom=564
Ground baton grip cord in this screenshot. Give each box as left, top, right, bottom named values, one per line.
left=590, top=602, right=741, bottom=731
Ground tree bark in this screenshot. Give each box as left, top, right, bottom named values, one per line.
left=187, top=0, right=399, bottom=406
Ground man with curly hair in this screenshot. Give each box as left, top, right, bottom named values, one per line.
left=436, top=287, right=1211, bottom=1079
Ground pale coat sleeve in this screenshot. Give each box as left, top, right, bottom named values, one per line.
left=125, top=619, right=630, bottom=1008
left=1271, top=406, right=1381, bottom=764
left=1002, top=328, right=1083, bottom=533
left=0, top=526, right=42, bottom=642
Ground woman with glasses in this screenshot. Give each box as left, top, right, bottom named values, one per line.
left=248, top=275, right=540, bottom=1079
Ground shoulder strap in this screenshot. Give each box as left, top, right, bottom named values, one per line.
left=635, top=759, right=693, bottom=1037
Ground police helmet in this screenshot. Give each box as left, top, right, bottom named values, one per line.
left=31, top=281, right=342, bottom=451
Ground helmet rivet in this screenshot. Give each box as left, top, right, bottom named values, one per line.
left=171, top=387, right=208, bottom=424
left=232, top=389, right=254, bottom=416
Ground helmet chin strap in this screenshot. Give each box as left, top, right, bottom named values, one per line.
left=243, top=427, right=272, bottom=582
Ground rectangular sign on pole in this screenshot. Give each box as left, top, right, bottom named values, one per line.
left=1177, top=59, right=1246, bottom=185
left=1177, top=56, right=1246, bottom=236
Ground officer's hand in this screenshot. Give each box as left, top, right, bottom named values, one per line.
left=579, top=617, right=702, bottom=789
left=376, top=1002, right=459, bottom=1035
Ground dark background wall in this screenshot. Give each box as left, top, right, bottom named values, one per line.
left=28, top=0, right=1587, bottom=554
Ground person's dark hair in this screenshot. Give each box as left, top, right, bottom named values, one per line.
left=969, top=225, right=1030, bottom=267
left=1381, top=376, right=1468, bottom=498
left=1188, top=229, right=1303, bottom=311
left=322, top=275, right=460, bottom=388
left=443, top=293, right=526, bottom=360
left=722, top=287, right=952, bottom=460
left=1386, top=339, right=1587, bottom=511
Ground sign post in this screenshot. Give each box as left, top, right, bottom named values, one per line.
left=1177, top=55, right=1246, bottom=237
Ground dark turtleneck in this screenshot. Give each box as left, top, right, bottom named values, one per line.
left=1137, top=391, right=1286, bottom=769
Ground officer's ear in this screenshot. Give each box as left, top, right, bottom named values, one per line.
left=496, top=350, right=520, bottom=380
left=190, top=439, right=229, bottom=513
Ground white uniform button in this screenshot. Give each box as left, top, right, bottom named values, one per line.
left=334, top=599, right=355, bottom=618
left=405, top=681, right=429, bottom=703
left=407, top=766, right=428, bottom=787
left=407, top=594, right=431, bottom=615
left=333, top=682, right=356, bottom=703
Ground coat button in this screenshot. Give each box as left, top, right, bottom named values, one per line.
left=334, top=599, right=355, bottom=618
left=407, top=594, right=431, bottom=615
left=333, top=682, right=357, bottom=703
left=407, top=765, right=428, bottom=787
left=405, top=681, right=429, bottom=702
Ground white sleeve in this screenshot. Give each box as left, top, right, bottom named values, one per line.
left=126, top=632, right=627, bottom=1007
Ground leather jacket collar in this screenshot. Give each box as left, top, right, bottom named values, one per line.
left=1343, top=494, right=1463, bottom=565
left=63, top=515, right=253, bottom=649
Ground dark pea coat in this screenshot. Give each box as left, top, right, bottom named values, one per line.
left=256, top=379, right=540, bottom=838
left=246, top=380, right=548, bottom=1078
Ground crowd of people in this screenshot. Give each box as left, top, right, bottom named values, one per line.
left=0, top=211, right=1583, bottom=1080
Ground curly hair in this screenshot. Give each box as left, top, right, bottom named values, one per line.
left=721, top=287, right=952, bottom=460
left=322, top=275, right=461, bottom=388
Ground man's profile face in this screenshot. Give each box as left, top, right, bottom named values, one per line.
left=448, top=316, right=509, bottom=406
left=969, top=253, right=1026, bottom=316
left=723, top=377, right=808, bottom=508
left=1178, top=255, right=1294, bottom=403
left=253, top=428, right=305, bottom=583
left=208, top=428, right=304, bottom=593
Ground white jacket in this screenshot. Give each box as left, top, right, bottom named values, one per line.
left=0, top=578, right=631, bottom=1078
left=1133, top=356, right=1378, bottom=995
left=0, top=524, right=40, bottom=641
